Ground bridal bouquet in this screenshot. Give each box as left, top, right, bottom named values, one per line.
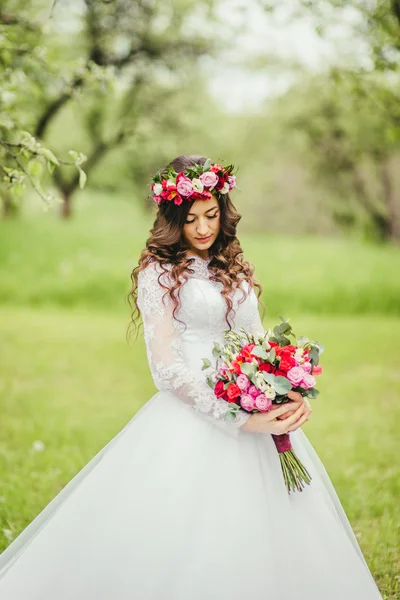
left=202, top=318, right=323, bottom=494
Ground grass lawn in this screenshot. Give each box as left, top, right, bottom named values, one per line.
left=0, top=307, right=399, bottom=598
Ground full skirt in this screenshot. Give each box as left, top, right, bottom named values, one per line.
left=0, top=391, right=382, bottom=599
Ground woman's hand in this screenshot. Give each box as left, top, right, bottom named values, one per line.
left=277, top=391, right=311, bottom=419
left=240, top=400, right=311, bottom=435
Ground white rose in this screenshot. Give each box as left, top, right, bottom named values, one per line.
left=265, top=387, right=276, bottom=399
left=153, top=182, right=162, bottom=195
left=220, top=181, right=229, bottom=194
left=192, top=178, right=204, bottom=193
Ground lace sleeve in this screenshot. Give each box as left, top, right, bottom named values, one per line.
left=137, top=262, right=250, bottom=436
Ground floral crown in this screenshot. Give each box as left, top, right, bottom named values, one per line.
left=150, top=159, right=237, bottom=206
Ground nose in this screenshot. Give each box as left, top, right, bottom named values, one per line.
left=196, top=218, right=209, bottom=237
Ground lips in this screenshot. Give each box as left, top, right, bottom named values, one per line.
left=196, top=235, right=212, bottom=243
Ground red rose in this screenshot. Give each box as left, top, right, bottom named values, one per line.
left=275, top=369, right=287, bottom=377
left=214, top=380, right=227, bottom=399
left=268, top=341, right=278, bottom=349
left=279, top=355, right=296, bottom=372
left=275, top=345, right=295, bottom=357
left=226, top=383, right=241, bottom=402
left=259, top=363, right=276, bottom=374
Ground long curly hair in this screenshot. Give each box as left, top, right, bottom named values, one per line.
left=127, top=154, right=263, bottom=339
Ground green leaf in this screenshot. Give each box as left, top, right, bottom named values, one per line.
left=206, top=376, right=214, bottom=389
left=240, top=362, right=257, bottom=379
left=309, top=347, right=319, bottom=366
left=203, top=158, right=211, bottom=171
left=262, top=372, right=275, bottom=385
left=78, top=167, right=87, bottom=189
left=201, top=358, right=211, bottom=371
left=251, top=346, right=268, bottom=359
left=41, top=148, right=60, bottom=166
left=27, top=159, right=43, bottom=177
left=306, top=388, right=319, bottom=399
left=268, top=348, right=276, bottom=363
left=274, top=376, right=292, bottom=394
left=297, top=336, right=309, bottom=346
left=68, top=150, right=78, bottom=161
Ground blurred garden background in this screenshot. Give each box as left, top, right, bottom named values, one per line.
left=0, top=1, right=399, bottom=597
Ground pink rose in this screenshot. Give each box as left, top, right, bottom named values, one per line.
left=236, top=374, right=250, bottom=391
left=302, top=361, right=312, bottom=373
left=240, top=394, right=255, bottom=411
left=286, top=366, right=304, bottom=387
left=176, top=173, right=194, bottom=198
left=302, top=373, right=316, bottom=390
left=254, top=393, right=272, bottom=412
left=248, top=385, right=260, bottom=399
left=312, top=364, right=323, bottom=376
left=228, top=175, right=236, bottom=190
left=199, top=171, right=218, bottom=189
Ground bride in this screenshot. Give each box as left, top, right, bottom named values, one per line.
left=0, top=155, right=382, bottom=599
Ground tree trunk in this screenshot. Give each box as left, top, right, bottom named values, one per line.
left=351, top=168, right=391, bottom=241
left=380, top=159, right=400, bottom=243
left=1, top=189, right=18, bottom=218
left=60, top=191, right=72, bottom=219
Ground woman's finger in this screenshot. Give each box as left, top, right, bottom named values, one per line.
left=265, top=402, right=296, bottom=420
left=286, top=409, right=311, bottom=432
left=287, top=390, right=304, bottom=403
left=277, top=403, right=307, bottom=429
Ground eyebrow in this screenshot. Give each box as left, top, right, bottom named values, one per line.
left=187, top=206, right=219, bottom=217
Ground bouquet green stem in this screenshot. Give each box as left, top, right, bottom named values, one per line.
left=272, top=434, right=312, bottom=494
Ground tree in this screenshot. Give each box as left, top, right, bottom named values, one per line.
left=1, top=0, right=221, bottom=217
left=259, top=0, right=400, bottom=241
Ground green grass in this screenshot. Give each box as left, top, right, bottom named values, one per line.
left=0, top=192, right=399, bottom=597
left=0, top=191, right=399, bottom=315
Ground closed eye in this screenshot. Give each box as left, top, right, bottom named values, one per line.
left=185, top=213, right=218, bottom=224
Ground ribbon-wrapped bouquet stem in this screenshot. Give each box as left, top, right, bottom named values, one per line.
left=202, top=318, right=323, bottom=493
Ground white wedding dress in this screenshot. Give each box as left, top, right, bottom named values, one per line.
left=0, top=256, right=383, bottom=599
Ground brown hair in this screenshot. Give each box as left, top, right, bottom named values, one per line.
left=127, top=154, right=263, bottom=338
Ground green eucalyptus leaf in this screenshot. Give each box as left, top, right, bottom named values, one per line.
left=274, top=376, right=292, bottom=394
left=201, top=358, right=211, bottom=371
left=251, top=346, right=268, bottom=359
left=268, top=348, right=276, bottom=362
left=262, top=372, right=275, bottom=385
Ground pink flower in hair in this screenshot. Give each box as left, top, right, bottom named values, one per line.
left=174, top=194, right=184, bottom=206
left=228, top=175, right=236, bottom=190
left=200, top=171, right=218, bottom=189
left=176, top=173, right=194, bottom=198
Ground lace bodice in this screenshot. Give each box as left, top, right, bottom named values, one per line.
left=137, top=256, right=265, bottom=436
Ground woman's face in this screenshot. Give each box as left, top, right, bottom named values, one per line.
left=182, top=196, right=220, bottom=256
